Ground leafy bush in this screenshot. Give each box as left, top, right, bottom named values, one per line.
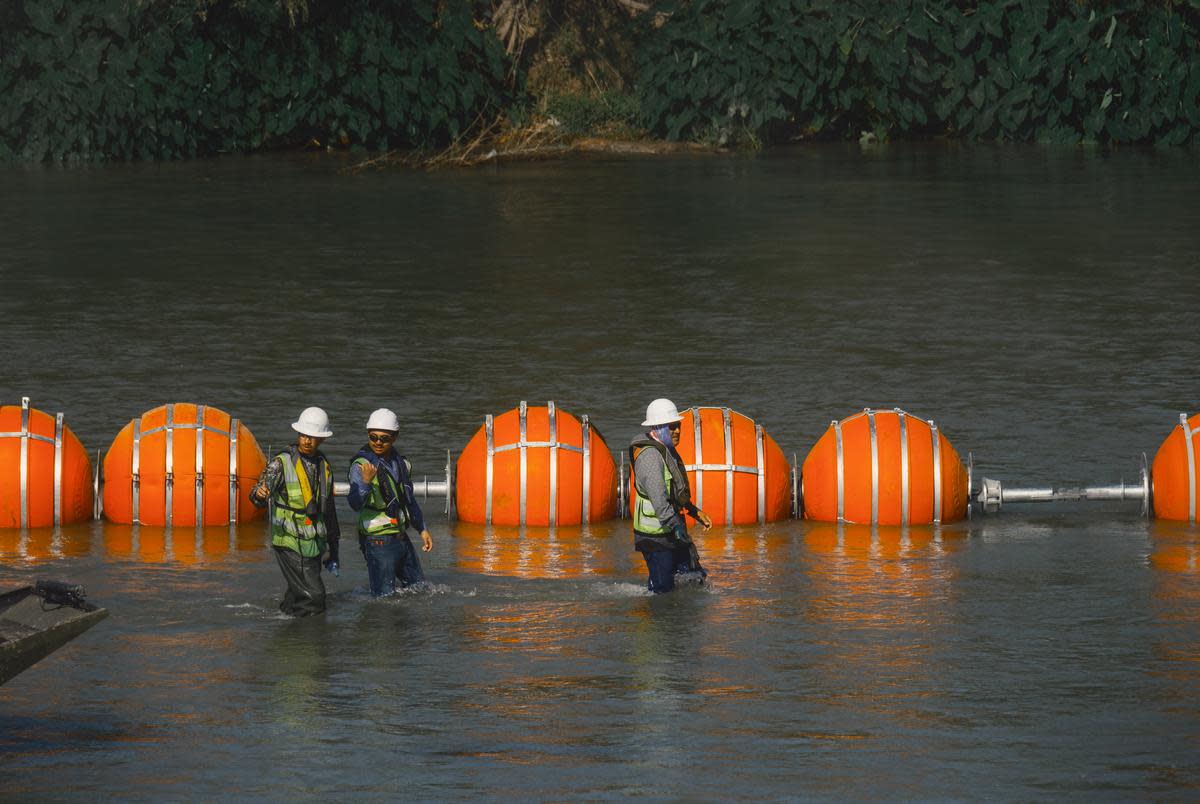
left=637, top=0, right=1200, bottom=145
left=543, top=90, right=642, bottom=135
left=0, top=0, right=512, bottom=161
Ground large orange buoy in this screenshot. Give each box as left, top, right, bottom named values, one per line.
left=102, top=403, right=266, bottom=526
left=456, top=401, right=617, bottom=526
left=630, top=406, right=791, bottom=525
left=802, top=408, right=968, bottom=525
left=0, top=397, right=93, bottom=528
left=1150, top=412, right=1200, bottom=522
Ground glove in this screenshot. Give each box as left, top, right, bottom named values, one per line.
left=324, top=542, right=340, bottom=576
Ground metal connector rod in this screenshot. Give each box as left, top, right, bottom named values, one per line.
left=332, top=478, right=450, bottom=499
left=975, top=454, right=1150, bottom=516
left=332, top=451, right=455, bottom=516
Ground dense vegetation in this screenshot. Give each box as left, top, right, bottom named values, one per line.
left=0, top=0, right=1197, bottom=161
left=0, top=0, right=511, bottom=161
left=639, top=0, right=1200, bottom=146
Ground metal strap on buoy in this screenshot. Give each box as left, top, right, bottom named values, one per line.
left=165, top=404, right=175, bottom=526
left=19, top=397, right=30, bottom=527
left=581, top=414, right=591, bottom=524
left=868, top=409, right=879, bottom=524
left=228, top=417, right=239, bottom=524
left=194, top=404, right=205, bottom=526
left=53, top=412, right=64, bottom=526
left=930, top=420, right=943, bottom=524
left=834, top=418, right=845, bottom=523
left=898, top=408, right=910, bottom=525
left=132, top=418, right=141, bottom=522
left=548, top=401, right=558, bottom=526
left=484, top=400, right=589, bottom=525
left=484, top=413, right=494, bottom=524
left=692, top=406, right=704, bottom=508
left=1181, top=413, right=1196, bottom=523
left=755, top=424, right=766, bottom=524
left=723, top=408, right=734, bottom=525
left=519, top=400, right=528, bottom=524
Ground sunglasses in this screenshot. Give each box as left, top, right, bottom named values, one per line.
left=667, top=422, right=681, bottom=431
left=368, top=433, right=395, bottom=444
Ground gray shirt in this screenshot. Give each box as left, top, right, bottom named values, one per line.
left=633, top=445, right=685, bottom=533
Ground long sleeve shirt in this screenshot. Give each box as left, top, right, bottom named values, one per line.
left=251, top=449, right=341, bottom=545
left=347, top=450, right=427, bottom=533
left=633, top=446, right=686, bottom=533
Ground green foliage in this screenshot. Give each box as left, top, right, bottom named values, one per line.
left=544, top=91, right=642, bottom=135
left=637, top=0, right=1200, bottom=146
left=0, top=0, right=512, bottom=161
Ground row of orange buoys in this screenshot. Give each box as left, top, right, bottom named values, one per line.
left=4, top=397, right=1200, bottom=529
left=0, top=399, right=265, bottom=529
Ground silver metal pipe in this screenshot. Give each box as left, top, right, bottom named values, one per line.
left=977, top=465, right=1149, bottom=515
left=332, top=477, right=451, bottom=500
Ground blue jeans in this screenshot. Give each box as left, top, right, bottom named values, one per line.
left=364, top=535, right=424, bottom=596
left=640, top=544, right=699, bottom=594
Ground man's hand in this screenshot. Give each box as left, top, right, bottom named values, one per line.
left=696, top=509, right=713, bottom=531
left=360, top=461, right=377, bottom=483
left=252, top=482, right=270, bottom=503
left=420, top=529, right=433, bottom=552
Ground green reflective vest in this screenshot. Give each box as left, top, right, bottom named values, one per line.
left=270, top=449, right=332, bottom=557
left=352, top=456, right=409, bottom=537
left=632, top=446, right=676, bottom=536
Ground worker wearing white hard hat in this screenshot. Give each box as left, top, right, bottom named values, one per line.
left=630, top=398, right=713, bottom=593
left=250, top=407, right=341, bottom=616
left=347, top=407, right=434, bottom=596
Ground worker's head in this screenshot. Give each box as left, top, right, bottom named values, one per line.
left=365, top=408, right=400, bottom=456
left=642, top=398, right=683, bottom=446
left=291, top=407, right=332, bottom=455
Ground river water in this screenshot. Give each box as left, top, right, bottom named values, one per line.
left=1, top=144, right=1199, bottom=799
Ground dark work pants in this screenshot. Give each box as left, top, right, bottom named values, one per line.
left=273, top=546, right=327, bottom=616
left=364, top=534, right=425, bottom=596
left=640, top=544, right=700, bottom=594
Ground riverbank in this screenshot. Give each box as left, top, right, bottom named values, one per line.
left=2, top=1, right=1195, bottom=164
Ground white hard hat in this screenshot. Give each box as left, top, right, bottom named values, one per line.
left=291, top=406, right=333, bottom=438
left=366, top=408, right=400, bottom=432
left=642, top=398, right=683, bottom=427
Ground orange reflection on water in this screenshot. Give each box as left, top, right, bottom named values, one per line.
left=802, top=523, right=965, bottom=621
left=451, top=521, right=630, bottom=579
left=800, top=522, right=966, bottom=725
left=1150, top=520, right=1200, bottom=576
left=101, top=525, right=265, bottom=563
left=0, top=525, right=95, bottom=562
left=1147, top=521, right=1200, bottom=704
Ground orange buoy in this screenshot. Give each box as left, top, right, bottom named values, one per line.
left=102, top=403, right=266, bottom=526
left=0, top=397, right=93, bottom=528
left=632, top=406, right=791, bottom=525
left=1151, top=412, right=1200, bottom=522
left=802, top=408, right=968, bottom=525
left=456, top=401, right=617, bottom=526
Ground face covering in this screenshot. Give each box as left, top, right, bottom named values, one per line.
left=650, top=423, right=676, bottom=447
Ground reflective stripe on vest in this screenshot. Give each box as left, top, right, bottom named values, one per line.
left=632, top=447, right=675, bottom=535
left=271, top=451, right=330, bottom=556
left=353, top=457, right=408, bottom=537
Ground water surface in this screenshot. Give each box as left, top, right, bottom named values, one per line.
left=2, top=144, right=1199, bottom=799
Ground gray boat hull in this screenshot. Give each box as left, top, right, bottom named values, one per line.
left=0, top=584, right=108, bottom=686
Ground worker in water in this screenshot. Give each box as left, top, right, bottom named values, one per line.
left=249, top=407, right=340, bottom=617
left=630, top=398, right=713, bottom=593
left=347, top=408, right=434, bottom=596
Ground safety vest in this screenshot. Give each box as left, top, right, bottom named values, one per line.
left=270, top=448, right=332, bottom=557
left=352, top=456, right=409, bottom=538
left=632, top=445, right=677, bottom=536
